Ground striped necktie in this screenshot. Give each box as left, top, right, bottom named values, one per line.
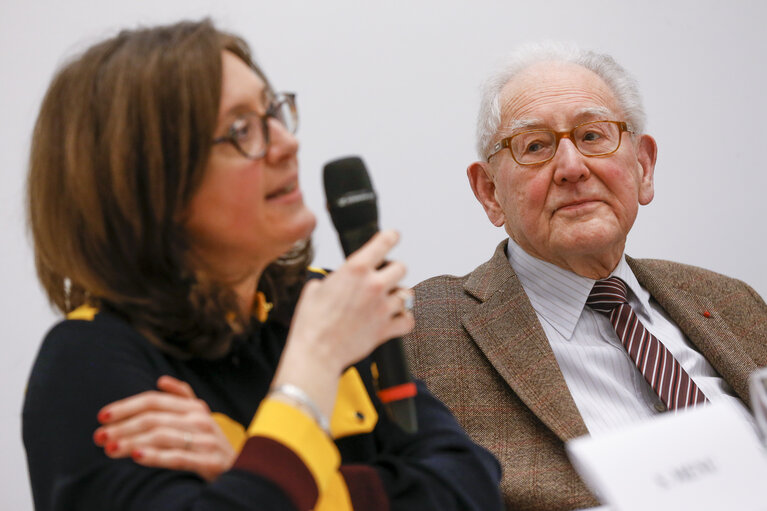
left=586, top=277, right=707, bottom=411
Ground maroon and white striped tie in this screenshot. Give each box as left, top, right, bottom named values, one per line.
left=586, top=277, right=707, bottom=411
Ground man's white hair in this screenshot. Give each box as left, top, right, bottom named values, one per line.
left=476, top=42, right=646, bottom=159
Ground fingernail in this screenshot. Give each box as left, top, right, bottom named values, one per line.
left=98, top=410, right=111, bottom=423
left=131, top=449, right=143, bottom=460
left=105, top=441, right=119, bottom=455
left=93, top=430, right=108, bottom=445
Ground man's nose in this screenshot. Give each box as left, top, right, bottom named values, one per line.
left=551, top=137, right=590, bottom=184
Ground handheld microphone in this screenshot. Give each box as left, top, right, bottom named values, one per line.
left=323, top=156, right=418, bottom=434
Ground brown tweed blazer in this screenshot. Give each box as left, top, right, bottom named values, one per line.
left=404, top=240, right=767, bottom=511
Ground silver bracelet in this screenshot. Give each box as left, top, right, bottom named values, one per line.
left=269, top=384, right=331, bottom=436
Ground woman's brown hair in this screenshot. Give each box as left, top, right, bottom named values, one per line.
left=27, top=19, right=311, bottom=358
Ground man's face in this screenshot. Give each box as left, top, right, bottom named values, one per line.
left=469, top=61, right=656, bottom=277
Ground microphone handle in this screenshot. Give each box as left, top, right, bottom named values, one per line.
left=336, top=222, right=418, bottom=433
left=371, top=339, right=418, bottom=434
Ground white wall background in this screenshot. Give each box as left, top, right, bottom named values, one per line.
left=1, top=1, right=765, bottom=508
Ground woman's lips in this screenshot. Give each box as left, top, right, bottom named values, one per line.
left=266, top=181, right=297, bottom=200
left=266, top=181, right=304, bottom=205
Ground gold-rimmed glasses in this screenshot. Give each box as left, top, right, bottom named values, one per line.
left=486, top=120, right=632, bottom=165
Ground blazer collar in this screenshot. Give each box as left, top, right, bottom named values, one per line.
left=462, top=240, right=589, bottom=442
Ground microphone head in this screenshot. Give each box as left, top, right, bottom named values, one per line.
left=323, top=156, right=378, bottom=232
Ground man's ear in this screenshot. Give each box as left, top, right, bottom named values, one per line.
left=467, top=161, right=506, bottom=227
left=636, top=134, right=657, bottom=206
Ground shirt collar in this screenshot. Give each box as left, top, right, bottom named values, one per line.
left=610, top=257, right=653, bottom=314
left=506, top=238, right=648, bottom=339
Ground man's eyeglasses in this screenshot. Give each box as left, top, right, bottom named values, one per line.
left=486, top=120, right=632, bottom=165
left=212, top=92, right=298, bottom=160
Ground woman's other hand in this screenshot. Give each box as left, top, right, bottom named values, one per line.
left=93, top=376, right=235, bottom=481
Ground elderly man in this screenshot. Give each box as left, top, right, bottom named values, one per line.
left=404, top=43, right=767, bottom=511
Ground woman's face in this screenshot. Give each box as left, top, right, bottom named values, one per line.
left=184, top=51, right=316, bottom=281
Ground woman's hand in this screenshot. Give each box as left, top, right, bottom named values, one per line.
left=93, top=376, right=235, bottom=481
left=274, top=229, right=415, bottom=418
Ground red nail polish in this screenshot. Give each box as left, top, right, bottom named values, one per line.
left=93, top=430, right=108, bottom=445
left=702, top=310, right=711, bottom=318
left=131, top=449, right=143, bottom=460
left=105, top=441, right=119, bottom=455
left=98, top=410, right=111, bottom=423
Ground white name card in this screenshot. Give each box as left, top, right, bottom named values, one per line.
left=566, top=402, right=767, bottom=511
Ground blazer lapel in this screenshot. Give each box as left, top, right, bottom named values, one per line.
left=629, top=258, right=757, bottom=404
left=461, top=241, right=589, bottom=442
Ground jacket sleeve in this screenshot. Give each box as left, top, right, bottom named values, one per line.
left=23, top=318, right=340, bottom=511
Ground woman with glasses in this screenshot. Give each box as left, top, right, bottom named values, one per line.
left=22, top=19, right=501, bottom=511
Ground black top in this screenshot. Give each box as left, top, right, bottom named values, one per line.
left=23, top=296, right=502, bottom=511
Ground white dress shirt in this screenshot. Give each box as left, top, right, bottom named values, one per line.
left=505, top=238, right=752, bottom=436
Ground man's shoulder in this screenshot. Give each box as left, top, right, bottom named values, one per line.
left=414, top=272, right=470, bottom=292
left=414, top=239, right=513, bottom=299
left=629, top=257, right=755, bottom=290
left=630, top=257, right=723, bottom=275
left=629, top=257, right=767, bottom=314
left=411, top=273, right=475, bottom=322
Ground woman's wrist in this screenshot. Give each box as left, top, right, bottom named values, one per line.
left=268, top=384, right=331, bottom=436
left=275, top=331, right=344, bottom=419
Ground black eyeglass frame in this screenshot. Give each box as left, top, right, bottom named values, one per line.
left=212, top=92, right=298, bottom=160
left=486, top=120, right=632, bottom=165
